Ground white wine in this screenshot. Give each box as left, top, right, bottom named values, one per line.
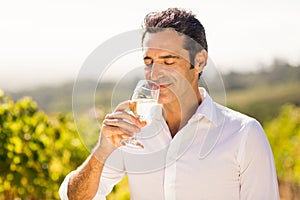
left=132, top=99, right=158, bottom=123
left=121, top=79, right=159, bottom=149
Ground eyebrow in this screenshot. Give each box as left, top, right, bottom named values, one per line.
left=143, top=55, right=180, bottom=60
left=159, top=55, right=180, bottom=59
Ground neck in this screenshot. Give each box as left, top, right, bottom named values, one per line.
left=163, top=88, right=202, bottom=137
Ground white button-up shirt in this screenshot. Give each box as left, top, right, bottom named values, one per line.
left=59, top=88, right=279, bottom=200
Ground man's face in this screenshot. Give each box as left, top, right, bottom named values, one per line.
left=142, top=30, right=199, bottom=105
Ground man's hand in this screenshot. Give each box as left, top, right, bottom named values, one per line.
left=92, top=101, right=147, bottom=161
left=68, top=101, right=147, bottom=200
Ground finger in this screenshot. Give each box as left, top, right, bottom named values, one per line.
left=106, top=111, right=145, bottom=127
left=103, top=118, right=141, bottom=133
left=106, top=111, right=133, bottom=121
left=114, top=100, right=131, bottom=112
left=102, top=125, right=133, bottom=138
left=101, top=126, right=134, bottom=146
left=139, top=120, right=147, bottom=127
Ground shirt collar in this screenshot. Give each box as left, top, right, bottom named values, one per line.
left=191, top=87, right=220, bottom=126
left=151, top=87, right=221, bottom=126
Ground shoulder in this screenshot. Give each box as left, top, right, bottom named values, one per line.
left=214, top=103, right=259, bottom=128
left=215, top=103, right=272, bottom=153
left=213, top=102, right=267, bottom=147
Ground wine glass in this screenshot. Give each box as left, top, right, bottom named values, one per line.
left=120, top=79, right=160, bottom=149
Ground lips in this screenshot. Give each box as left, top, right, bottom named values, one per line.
left=159, top=83, right=172, bottom=89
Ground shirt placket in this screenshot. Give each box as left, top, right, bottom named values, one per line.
left=162, top=114, right=203, bottom=200
left=164, top=143, right=178, bottom=199
left=163, top=127, right=183, bottom=200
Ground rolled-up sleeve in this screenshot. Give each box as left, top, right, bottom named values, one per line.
left=59, top=170, right=76, bottom=200
left=238, top=120, right=279, bottom=199
left=59, top=149, right=126, bottom=200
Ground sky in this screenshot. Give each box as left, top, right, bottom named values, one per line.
left=0, top=0, right=300, bottom=92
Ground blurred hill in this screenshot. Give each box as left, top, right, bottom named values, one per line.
left=6, top=60, right=300, bottom=124
left=224, top=60, right=300, bottom=123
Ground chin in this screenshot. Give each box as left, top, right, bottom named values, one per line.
left=158, top=95, right=174, bottom=105
left=158, top=97, right=168, bottom=105
left=158, top=89, right=177, bottom=104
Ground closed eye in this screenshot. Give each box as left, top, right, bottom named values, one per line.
left=160, top=55, right=180, bottom=65
left=164, top=57, right=176, bottom=65
left=143, top=55, right=180, bottom=67
left=143, top=57, right=153, bottom=67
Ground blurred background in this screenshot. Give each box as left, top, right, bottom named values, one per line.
left=0, top=0, right=300, bottom=199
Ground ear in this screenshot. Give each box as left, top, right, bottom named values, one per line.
left=193, top=50, right=208, bottom=73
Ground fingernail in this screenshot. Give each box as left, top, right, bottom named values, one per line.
left=140, top=121, right=147, bottom=127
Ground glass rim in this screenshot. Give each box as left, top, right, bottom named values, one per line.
left=136, top=79, right=160, bottom=91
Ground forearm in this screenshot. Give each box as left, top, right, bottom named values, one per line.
left=67, top=138, right=116, bottom=200
left=66, top=102, right=140, bottom=199
left=67, top=155, right=104, bottom=200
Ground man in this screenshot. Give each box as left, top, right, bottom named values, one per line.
left=60, top=8, right=279, bottom=199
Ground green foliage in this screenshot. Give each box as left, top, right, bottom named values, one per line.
left=265, top=104, right=300, bottom=185
left=0, top=91, right=88, bottom=200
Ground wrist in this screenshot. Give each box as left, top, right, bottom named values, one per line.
left=91, top=140, right=115, bottom=164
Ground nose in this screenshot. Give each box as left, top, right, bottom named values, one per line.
left=150, top=62, right=164, bottom=81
